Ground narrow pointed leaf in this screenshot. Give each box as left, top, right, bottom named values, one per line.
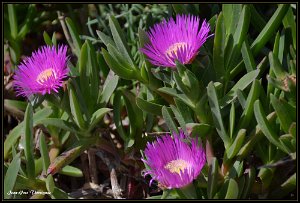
left=4, top=108, right=53, bottom=160
left=46, top=175, right=55, bottom=193
left=207, top=157, right=220, bottom=199
left=102, top=48, right=135, bottom=80
left=65, top=17, right=82, bottom=57
left=4, top=153, right=21, bottom=199
left=99, top=75, right=119, bottom=105
left=24, top=104, right=35, bottom=179
left=59, top=165, right=83, bottom=177
left=88, top=108, right=112, bottom=132
left=225, top=179, right=239, bottom=199
left=109, top=15, right=135, bottom=67
left=8, top=4, right=18, bottom=39
left=213, top=12, right=225, bottom=80
left=270, top=94, right=296, bottom=134
left=136, top=97, right=163, bottom=116
left=251, top=4, right=289, bottom=56
left=219, top=69, right=259, bottom=109
left=207, top=82, right=230, bottom=147
left=254, top=100, right=289, bottom=153
left=39, top=133, right=50, bottom=174
left=96, top=30, right=116, bottom=47
left=68, top=84, right=86, bottom=130
left=162, top=106, right=179, bottom=134
left=241, top=39, right=256, bottom=72
left=43, top=31, right=53, bottom=46
left=226, top=129, right=246, bottom=159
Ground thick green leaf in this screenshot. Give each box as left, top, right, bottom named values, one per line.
left=158, top=87, right=194, bottom=109
left=39, top=133, right=50, bottom=174
left=213, top=12, right=225, bottom=80
left=59, top=165, right=83, bottom=177
left=109, top=15, right=135, bottom=68
left=237, top=79, right=261, bottom=129
left=51, top=32, right=57, bottom=46
left=88, top=108, right=112, bottom=132
left=241, top=39, right=256, bottom=72
left=186, top=123, right=212, bottom=139
left=254, top=100, right=289, bottom=153
left=96, top=30, right=116, bottom=47
left=136, top=97, right=163, bottom=116
left=207, top=157, right=220, bottom=199
left=237, top=112, right=277, bottom=160
left=251, top=4, right=289, bottom=56
left=37, top=118, right=78, bottom=134
left=65, top=17, right=82, bottom=57
left=207, top=82, right=230, bottom=147
left=283, top=7, right=296, bottom=49
left=14, top=174, right=46, bottom=191
left=4, top=99, right=27, bottom=111
left=4, top=153, right=21, bottom=199
left=225, top=179, right=239, bottom=199
left=222, top=4, right=242, bottom=37
left=175, top=61, right=201, bottom=102
left=228, top=160, right=244, bottom=178
left=270, top=94, right=296, bottom=134
left=24, top=104, right=35, bottom=179
left=226, top=5, right=251, bottom=69
left=79, top=41, right=89, bottom=99
left=226, top=129, right=246, bottom=159
left=258, top=167, right=274, bottom=190
left=99, top=75, right=119, bottom=105
left=162, top=106, right=179, bottom=134
left=279, top=134, right=294, bottom=153
left=236, top=89, right=246, bottom=109
left=68, top=84, right=86, bottom=130
left=102, top=48, right=135, bottom=80
left=86, top=41, right=99, bottom=110
left=43, top=31, right=53, bottom=46
left=4, top=108, right=53, bottom=160
left=229, top=102, right=235, bottom=139
left=8, top=4, right=18, bottom=39
left=170, top=105, right=187, bottom=134
left=232, top=5, right=250, bottom=51
left=46, top=175, right=55, bottom=193
left=113, top=91, right=128, bottom=141
left=51, top=187, right=70, bottom=199
left=219, top=69, right=259, bottom=109
left=122, top=90, right=144, bottom=137
left=174, top=98, right=194, bottom=123
left=269, top=52, right=287, bottom=79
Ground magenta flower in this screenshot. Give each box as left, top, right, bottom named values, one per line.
left=140, top=14, right=211, bottom=68
left=13, top=45, right=69, bottom=98
left=142, top=131, right=206, bottom=189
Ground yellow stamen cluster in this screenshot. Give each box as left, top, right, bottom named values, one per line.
left=36, top=68, right=56, bottom=84
left=165, top=42, right=187, bottom=57
left=164, top=159, right=189, bottom=174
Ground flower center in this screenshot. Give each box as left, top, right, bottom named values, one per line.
left=164, top=159, right=189, bottom=174
left=165, top=42, right=187, bottom=57
left=36, top=68, right=57, bottom=84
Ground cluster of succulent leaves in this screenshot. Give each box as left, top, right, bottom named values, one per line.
left=4, top=4, right=296, bottom=199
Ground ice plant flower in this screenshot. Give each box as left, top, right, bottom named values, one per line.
left=13, top=45, right=69, bottom=98
left=140, top=14, right=211, bottom=68
left=142, top=131, right=206, bottom=189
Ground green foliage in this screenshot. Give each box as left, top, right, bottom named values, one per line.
left=4, top=3, right=296, bottom=199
